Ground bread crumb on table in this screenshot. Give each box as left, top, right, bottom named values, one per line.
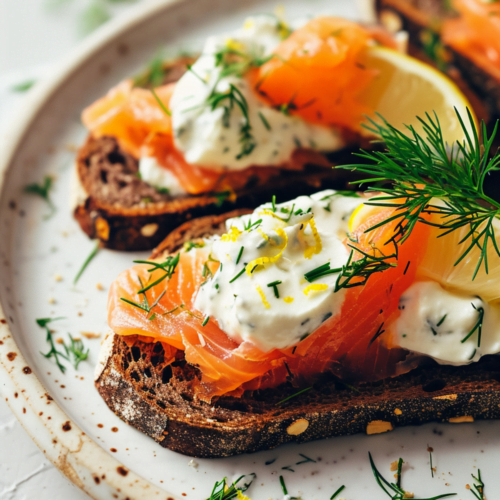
left=96, top=282, right=105, bottom=291
left=81, top=331, right=101, bottom=339
left=54, top=274, right=63, bottom=282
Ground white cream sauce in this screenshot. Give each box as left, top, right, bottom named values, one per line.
left=169, top=15, right=344, bottom=170
left=393, top=281, right=500, bottom=365
left=138, top=156, right=187, bottom=195
left=194, top=190, right=363, bottom=352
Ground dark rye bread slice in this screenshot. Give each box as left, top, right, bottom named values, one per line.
left=95, top=333, right=500, bottom=458
left=74, top=135, right=361, bottom=251
left=375, top=0, right=499, bottom=120
left=94, top=212, right=500, bottom=458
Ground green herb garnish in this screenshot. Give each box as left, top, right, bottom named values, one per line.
left=211, top=190, right=232, bottom=207
left=275, top=386, right=312, bottom=406
left=267, top=280, right=282, bottom=298
left=12, top=79, right=36, bottom=92
left=461, top=304, right=484, bottom=347
left=331, top=485, right=346, bottom=500
left=470, top=469, right=485, bottom=500
left=133, top=50, right=167, bottom=88
left=296, top=453, right=316, bottom=465
left=73, top=240, right=100, bottom=285
left=205, top=474, right=255, bottom=500
left=236, top=246, right=244, bottom=265
left=243, top=218, right=262, bottom=231
left=368, top=452, right=456, bottom=500
left=38, top=317, right=67, bottom=373
left=184, top=241, right=205, bottom=252
left=62, top=334, right=89, bottom=369
left=151, top=88, right=171, bottom=116
left=229, top=266, right=247, bottom=283
left=133, top=253, right=180, bottom=293
left=24, top=175, right=55, bottom=218
left=340, top=110, right=500, bottom=281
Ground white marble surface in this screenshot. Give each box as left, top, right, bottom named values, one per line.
left=0, top=2, right=143, bottom=498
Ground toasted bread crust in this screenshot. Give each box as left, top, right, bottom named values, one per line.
left=95, top=332, right=500, bottom=457
left=75, top=135, right=361, bottom=250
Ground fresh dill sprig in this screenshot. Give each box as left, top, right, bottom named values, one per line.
left=38, top=317, right=67, bottom=373
left=24, top=175, right=56, bottom=218
left=133, top=253, right=180, bottom=293
left=368, top=452, right=456, bottom=500
left=214, top=45, right=274, bottom=79
left=331, top=485, right=346, bottom=500
left=469, top=469, right=485, bottom=500
left=206, top=83, right=256, bottom=159
left=461, top=303, right=484, bottom=347
left=334, top=246, right=397, bottom=292
left=205, top=474, right=255, bottom=500
left=62, top=334, right=89, bottom=369
left=339, top=109, right=500, bottom=281
left=74, top=240, right=100, bottom=285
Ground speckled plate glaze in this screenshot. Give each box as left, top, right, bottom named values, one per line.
left=1, top=0, right=500, bottom=499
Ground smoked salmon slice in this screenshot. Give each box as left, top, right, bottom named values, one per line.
left=442, top=0, right=500, bottom=81
left=254, top=17, right=378, bottom=132
left=108, top=204, right=430, bottom=401
left=82, top=81, right=332, bottom=196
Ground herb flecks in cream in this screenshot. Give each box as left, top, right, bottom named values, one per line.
left=394, top=281, right=500, bottom=365
left=194, top=190, right=363, bottom=352
left=169, top=15, right=343, bottom=170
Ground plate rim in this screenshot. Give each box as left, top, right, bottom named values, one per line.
left=0, top=1, right=193, bottom=499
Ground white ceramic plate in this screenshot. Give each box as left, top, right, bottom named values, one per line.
left=1, top=0, right=500, bottom=499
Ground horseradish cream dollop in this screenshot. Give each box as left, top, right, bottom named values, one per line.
left=138, top=156, right=186, bottom=195
left=393, top=281, right=500, bottom=365
left=194, top=190, right=363, bottom=352
left=169, top=15, right=343, bottom=170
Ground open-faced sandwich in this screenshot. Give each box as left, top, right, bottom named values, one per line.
left=73, top=13, right=470, bottom=250
left=376, top=0, right=500, bottom=121
left=95, top=111, right=500, bottom=458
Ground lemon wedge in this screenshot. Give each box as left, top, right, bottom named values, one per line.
left=358, top=46, right=475, bottom=144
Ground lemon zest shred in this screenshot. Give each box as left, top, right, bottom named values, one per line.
left=257, top=228, right=270, bottom=243
left=283, top=296, right=294, bottom=303
left=225, top=38, right=244, bottom=52
left=243, top=19, right=254, bottom=30
left=236, top=490, right=251, bottom=500
left=259, top=208, right=287, bottom=222
left=256, top=285, right=271, bottom=309
left=304, top=217, right=322, bottom=259
left=221, top=226, right=242, bottom=243
left=246, top=228, right=288, bottom=275
left=348, top=203, right=365, bottom=233
left=303, top=283, right=328, bottom=296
